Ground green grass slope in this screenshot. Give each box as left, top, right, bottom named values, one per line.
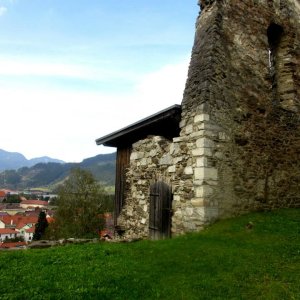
left=0, top=209, right=299, bottom=300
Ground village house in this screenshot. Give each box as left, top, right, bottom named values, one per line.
left=0, top=212, right=41, bottom=244
left=20, top=199, right=49, bottom=209
left=23, top=227, right=35, bottom=243
left=0, top=228, right=17, bottom=242
left=0, top=219, right=5, bottom=229
left=96, top=0, right=300, bottom=239
left=1, top=204, right=26, bottom=216
left=0, top=196, right=53, bottom=247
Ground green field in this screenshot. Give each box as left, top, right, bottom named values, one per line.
left=0, top=209, right=299, bottom=299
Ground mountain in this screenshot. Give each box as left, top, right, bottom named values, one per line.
left=0, top=149, right=64, bottom=172
left=0, top=152, right=116, bottom=190
left=28, top=156, right=64, bottom=167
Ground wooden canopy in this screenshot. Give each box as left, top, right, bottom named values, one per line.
left=96, top=105, right=182, bottom=148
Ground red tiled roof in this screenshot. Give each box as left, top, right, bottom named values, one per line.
left=0, top=191, right=6, bottom=197
left=0, top=242, right=27, bottom=248
left=0, top=216, right=12, bottom=225
left=20, top=200, right=48, bottom=206
left=0, top=215, right=38, bottom=227
left=25, top=227, right=35, bottom=233
left=0, top=228, right=16, bottom=234
left=15, top=222, right=28, bottom=230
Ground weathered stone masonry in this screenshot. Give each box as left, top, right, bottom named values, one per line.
left=97, top=0, right=300, bottom=239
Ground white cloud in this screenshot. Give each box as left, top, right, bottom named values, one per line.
left=0, top=6, right=7, bottom=16
left=0, top=57, right=92, bottom=79
left=134, top=59, right=189, bottom=111
left=0, top=56, right=140, bottom=83
left=1, top=58, right=190, bottom=162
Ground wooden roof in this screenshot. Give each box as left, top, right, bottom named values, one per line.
left=96, top=105, right=181, bottom=148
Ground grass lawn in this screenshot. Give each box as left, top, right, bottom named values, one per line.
left=0, top=209, right=299, bottom=299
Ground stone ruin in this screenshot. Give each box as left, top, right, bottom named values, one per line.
left=97, top=0, right=300, bottom=239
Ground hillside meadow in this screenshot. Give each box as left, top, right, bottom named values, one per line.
left=0, top=209, right=299, bottom=299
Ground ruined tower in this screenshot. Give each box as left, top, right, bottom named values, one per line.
left=97, top=0, right=300, bottom=238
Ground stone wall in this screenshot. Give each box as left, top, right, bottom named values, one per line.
left=117, top=110, right=223, bottom=238
left=181, top=0, right=300, bottom=218
left=117, top=136, right=171, bottom=239
left=117, top=0, right=300, bottom=239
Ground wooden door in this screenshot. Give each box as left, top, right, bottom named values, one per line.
left=149, top=181, right=173, bottom=239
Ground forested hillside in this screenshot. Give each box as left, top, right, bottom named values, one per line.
left=0, top=153, right=116, bottom=190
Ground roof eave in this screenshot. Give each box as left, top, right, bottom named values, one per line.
left=96, top=104, right=181, bottom=148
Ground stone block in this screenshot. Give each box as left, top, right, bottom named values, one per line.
left=198, top=123, right=219, bottom=131
left=159, top=154, right=172, bottom=165
left=194, top=179, right=205, bottom=186
left=184, top=166, right=193, bottom=175
left=173, top=137, right=186, bottom=143
left=179, top=119, right=186, bottom=128
left=185, top=124, right=194, bottom=134
left=131, top=151, right=145, bottom=160
left=173, top=156, right=183, bottom=164
left=196, top=137, right=215, bottom=148
left=149, top=149, right=158, bottom=157
left=170, top=143, right=180, bottom=155
left=194, top=167, right=218, bottom=180
left=214, top=151, right=224, bottom=159
left=193, top=207, right=205, bottom=218
left=196, top=157, right=208, bottom=167
left=153, top=136, right=163, bottom=142
left=168, top=165, right=176, bottom=173
left=185, top=207, right=194, bottom=216
left=192, top=148, right=213, bottom=157
left=174, top=210, right=183, bottom=218
left=194, top=113, right=210, bottom=123
left=195, top=185, right=213, bottom=197
left=191, top=198, right=204, bottom=207
left=140, top=158, right=148, bottom=166
left=173, top=195, right=181, bottom=202
left=190, top=130, right=205, bottom=138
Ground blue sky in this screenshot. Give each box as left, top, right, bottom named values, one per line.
left=0, top=0, right=198, bottom=162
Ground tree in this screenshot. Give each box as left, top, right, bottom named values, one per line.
left=48, top=168, right=110, bottom=239
left=33, top=211, right=48, bottom=241
left=5, top=194, right=21, bottom=203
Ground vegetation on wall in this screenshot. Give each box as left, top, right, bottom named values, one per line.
left=238, top=107, right=300, bottom=203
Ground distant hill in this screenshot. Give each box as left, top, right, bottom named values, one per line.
left=0, top=149, right=65, bottom=171
left=0, top=152, right=116, bottom=190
